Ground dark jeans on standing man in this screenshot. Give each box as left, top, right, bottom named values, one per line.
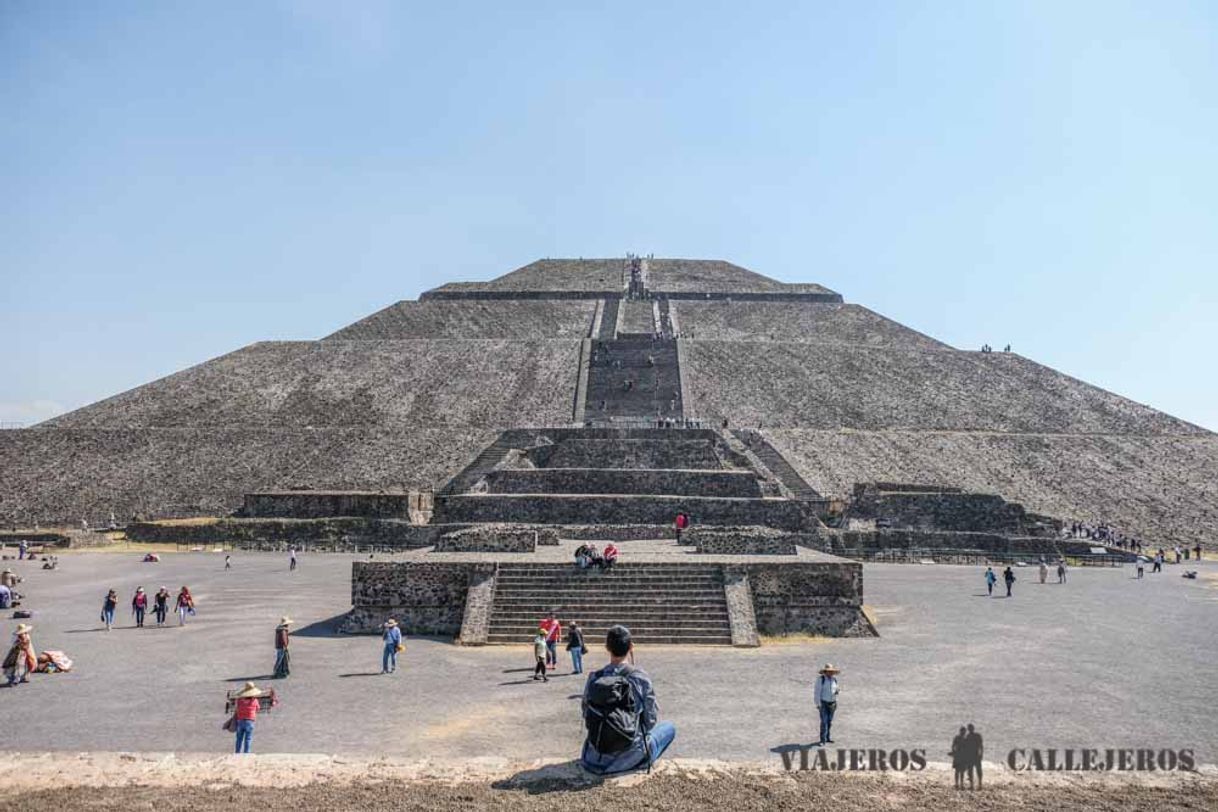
left=818, top=701, right=836, bottom=744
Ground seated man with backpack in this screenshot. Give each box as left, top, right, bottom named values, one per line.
left=581, top=625, right=676, bottom=774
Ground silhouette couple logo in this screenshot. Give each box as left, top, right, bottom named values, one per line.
left=950, top=724, right=984, bottom=790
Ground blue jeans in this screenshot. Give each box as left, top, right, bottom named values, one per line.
left=235, top=720, right=254, bottom=753
left=103, top=608, right=115, bottom=627
left=546, top=640, right=557, bottom=666
left=383, top=643, right=398, bottom=672
left=570, top=647, right=583, bottom=674
left=134, top=607, right=145, bottom=626
left=646, top=721, right=677, bottom=763
left=818, top=702, right=836, bottom=743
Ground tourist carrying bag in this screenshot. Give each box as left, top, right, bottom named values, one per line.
left=584, top=665, right=640, bottom=754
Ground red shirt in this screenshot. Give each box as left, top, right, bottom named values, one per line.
left=235, top=697, right=261, bottom=721
left=604, top=544, right=620, bottom=560
left=675, top=514, right=688, bottom=529
left=539, top=617, right=561, bottom=642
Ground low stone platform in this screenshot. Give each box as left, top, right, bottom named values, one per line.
left=340, top=539, right=873, bottom=646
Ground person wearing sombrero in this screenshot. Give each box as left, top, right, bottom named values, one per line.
left=813, top=663, right=841, bottom=746
left=273, top=617, right=292, bottom=679
left=3, top=624, right=36, bottom=686
left=381, top=618, right=403, bottom=674
left=232, top=682, right=264, bottom=753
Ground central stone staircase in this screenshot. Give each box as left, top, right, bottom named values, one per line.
left=486, top=562, right=733, bottom=645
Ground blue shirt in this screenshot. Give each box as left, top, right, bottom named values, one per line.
left=383, top=626, right=402, bottom=646
left=580, top=662, right=658, bottom=774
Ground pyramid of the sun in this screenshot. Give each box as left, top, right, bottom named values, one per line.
left=2, top=257, right=1215, bottom=543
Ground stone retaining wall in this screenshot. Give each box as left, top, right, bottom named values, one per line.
left=126, top=518, right=448, bottom=551
left=824, top=528, right=1085, bottom=559
left=434, top=494, right=818, bottom=530
left=434, top=525, right=561, bottom=553
left=483, top=468, right=762, bottom=498
left=685, top=526, right=827, bottom=555
left=341, top=562, right=475, bottom=634
left=747, top=562, right=874, bottom=637
left=845, top=483, right=1049, bottom=535
left=344, top=559, right=873, bottom=640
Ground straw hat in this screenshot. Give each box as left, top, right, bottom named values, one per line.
left=819, top=663, right=840, bottom=675
left=384, top=618, right=398, bottom=627
left=235, top=681, right=264, bottom=699
left=14, top=623, right=32, bottom=635
left=278, top=616, right=292, bottom=626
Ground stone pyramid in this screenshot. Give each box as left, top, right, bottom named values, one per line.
left=2, top=257, right=1214, bottom=544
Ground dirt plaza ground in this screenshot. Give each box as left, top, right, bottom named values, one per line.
left=1, top=549, right=1215, bottom=808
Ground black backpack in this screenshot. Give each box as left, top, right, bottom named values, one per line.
left=584, top=665, right=640, bottom=754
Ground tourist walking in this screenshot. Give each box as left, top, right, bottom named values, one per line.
left=1038, top=560, right=1048, bottom=584
left=1003, top=567, right=1016, bottom=597
left=153, top=586, right=170, bottom=626
left=3, top=623, right=36, bottom=686
left=984, top=567, right=996, bottom=596
left=540, top=611, right=561, bottom=670
left=225, top=554, right=232, bottom=570
left=175, top=586, right=194, bottom=625
left=230, top=682, right=264, bottom=753
left=1136, top=557, right=1145, bottom=579
left=567, top=621, right=587, bottom=674
left=273, top=617, right=291, bottom=679
left=532, top=628, right=549, bottom=682
left=1194, top=543, right=1203, bottom=561
left=813, top=663, right=840, bottom=746
left=131, top=587, right=147, bottom=628
left=101, top=589, right=117, bottom=630
left=581, top=624, right=676, bottom=774
left=289, top=547, right=298, bottom=572
left=381, top=618, right=402, bottom=674
left=1153, top=552, right=1163, bottom=573
left=17, top=540, right=27, bottom=560
left=1057, top=561, right=1068, bottom=583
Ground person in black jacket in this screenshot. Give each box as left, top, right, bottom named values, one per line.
left=567, top=621, right=587, bottom=674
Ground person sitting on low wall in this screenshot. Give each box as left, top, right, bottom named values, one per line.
left=581, top=625, right=676, bottom=774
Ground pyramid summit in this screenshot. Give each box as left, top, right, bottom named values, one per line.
left=1, top=255, right=1214, bottom=549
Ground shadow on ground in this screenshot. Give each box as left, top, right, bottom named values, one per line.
left=491, top=761, right=604, bottom=795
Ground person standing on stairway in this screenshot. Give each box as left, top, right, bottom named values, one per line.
left=674, top=512, right=689, bottom=543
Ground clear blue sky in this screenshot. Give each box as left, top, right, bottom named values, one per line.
left=3, top=2, right=1216, bottom=430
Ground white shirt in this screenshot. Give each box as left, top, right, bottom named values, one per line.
left=816, top=675, right=839, bottom=704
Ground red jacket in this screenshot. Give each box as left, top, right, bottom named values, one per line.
left=235, top=697, right=261, bottom=721
left=539, top=617, right=561, bottom=642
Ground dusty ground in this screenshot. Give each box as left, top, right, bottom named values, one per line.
left=0, top=753, right=1215, bottom=811
left=3, top=552, right=1216, bottom=762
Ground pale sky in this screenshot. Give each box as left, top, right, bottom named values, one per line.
left=3, top=2, right=1216, bottom=429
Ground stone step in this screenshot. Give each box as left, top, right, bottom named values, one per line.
left=493, top=610, right=728, bottom=621
left=433, top=493, right=815, bottom=529
left=485, top=633, right=732, bottom=646
left=491, top=597, right=728, bottom=608
left=494, top=586, right=724, bottom=597
left=488, top=622, right=731, bottom=634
